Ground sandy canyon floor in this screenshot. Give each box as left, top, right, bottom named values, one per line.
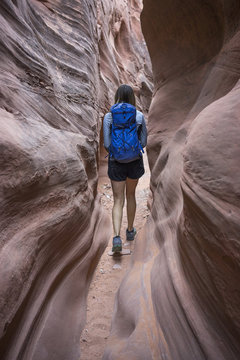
left=80, top=154, right=150, bottom=359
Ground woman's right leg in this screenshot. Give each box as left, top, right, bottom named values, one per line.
left=111, top=180, right=126, bottom=236
left=126, top=177, right=138, bottom=232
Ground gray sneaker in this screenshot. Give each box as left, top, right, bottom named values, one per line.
left=112, top=236, right=122, bottom=252
left=126, top=228, right=136, bottom=241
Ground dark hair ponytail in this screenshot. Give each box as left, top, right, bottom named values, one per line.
left=114, top=84, right=136, bottom=106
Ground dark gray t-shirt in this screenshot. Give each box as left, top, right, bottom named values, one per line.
left=103, top=109, right=147, bottom=152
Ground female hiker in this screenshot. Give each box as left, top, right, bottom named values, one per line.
left=103, top=84, right=147, bottom=253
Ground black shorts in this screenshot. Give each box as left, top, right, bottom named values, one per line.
left=108, top=156, right=145, bottom=181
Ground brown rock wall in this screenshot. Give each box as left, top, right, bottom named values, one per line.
left=0, top=1, right=109, bottom=359
left=97, top=0, right=152, bottom=114
left=103, top=0, right=240, bottom=359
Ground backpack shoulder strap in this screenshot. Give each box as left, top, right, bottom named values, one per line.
left=110, top=103, right=136, bottom=125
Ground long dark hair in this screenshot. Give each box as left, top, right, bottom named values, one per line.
left=114, top=84, right=136, bottom=106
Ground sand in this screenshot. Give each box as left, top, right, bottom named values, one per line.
left=80, top=154, right=150, bottom=359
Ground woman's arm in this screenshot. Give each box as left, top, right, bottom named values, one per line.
left=138, top=113, right=147, bottom=148
left=103, top=112, right=112, bottom=151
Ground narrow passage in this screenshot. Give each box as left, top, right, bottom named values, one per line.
left=79, top=154, right=150, bottom=359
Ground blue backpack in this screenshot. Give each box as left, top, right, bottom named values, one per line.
left=109, top=103, right=143, bottom=162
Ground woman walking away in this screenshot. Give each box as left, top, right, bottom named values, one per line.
left=103, top=84, right=147, bottom=253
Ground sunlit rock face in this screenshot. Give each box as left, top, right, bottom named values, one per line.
left=0, top=0, right=152, bottom=359
left=103, top=0, right=240, bottom=359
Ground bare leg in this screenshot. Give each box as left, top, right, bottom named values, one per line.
left=111, top=180, right=126, bottom=236
left=126, top=178, right=138, bottom=231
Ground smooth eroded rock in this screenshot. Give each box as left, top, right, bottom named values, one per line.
left=0, top=1, right=109, bottom=359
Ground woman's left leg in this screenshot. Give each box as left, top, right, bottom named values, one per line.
left=111, top=180, right=126, bottom=236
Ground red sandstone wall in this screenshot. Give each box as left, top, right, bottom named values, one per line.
left=97, top=0, right=152, bottom=114
left=0, top=1, right=111, bottom=359
left=103, top=0, right=240, bottom=359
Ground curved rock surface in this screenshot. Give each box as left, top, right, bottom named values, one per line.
left=97, top=0, right=152, bottom=114
left=103, top=0, right=240, bottom=359
left=0, top=1, right=111, bottom=359
left=0, top=0, right=152, bottom=359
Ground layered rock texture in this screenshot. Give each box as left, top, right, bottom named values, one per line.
left=97, top=0, right=152, bottom=114
left=0, top=1, right=108, bottom=359
left=0, top=0, right=151, bottom=359
left=103, top=0, right=240, bottom=359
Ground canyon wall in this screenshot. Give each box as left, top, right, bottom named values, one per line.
left=0, top=0, right=151, bottom=359
left=103, top=0, right=240, bottom=359
left=0, top=1, right=108, bottom=359
left=97, top=0, right=152, bottom=115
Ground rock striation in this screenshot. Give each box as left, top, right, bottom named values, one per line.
left=97, top=0, right=152, bottom=114
left=0, top=1, right=109, bottom=359
left=0, top=0, right=152, bottom=359
left=103, top=0, right=240, bottom=359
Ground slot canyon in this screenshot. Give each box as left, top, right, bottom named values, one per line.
left=0, top=1, right=239, bottom=360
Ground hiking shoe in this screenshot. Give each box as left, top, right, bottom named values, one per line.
left=126, top=227, right=136, bottom=241
left=112, top=236, right=122, bottom=252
